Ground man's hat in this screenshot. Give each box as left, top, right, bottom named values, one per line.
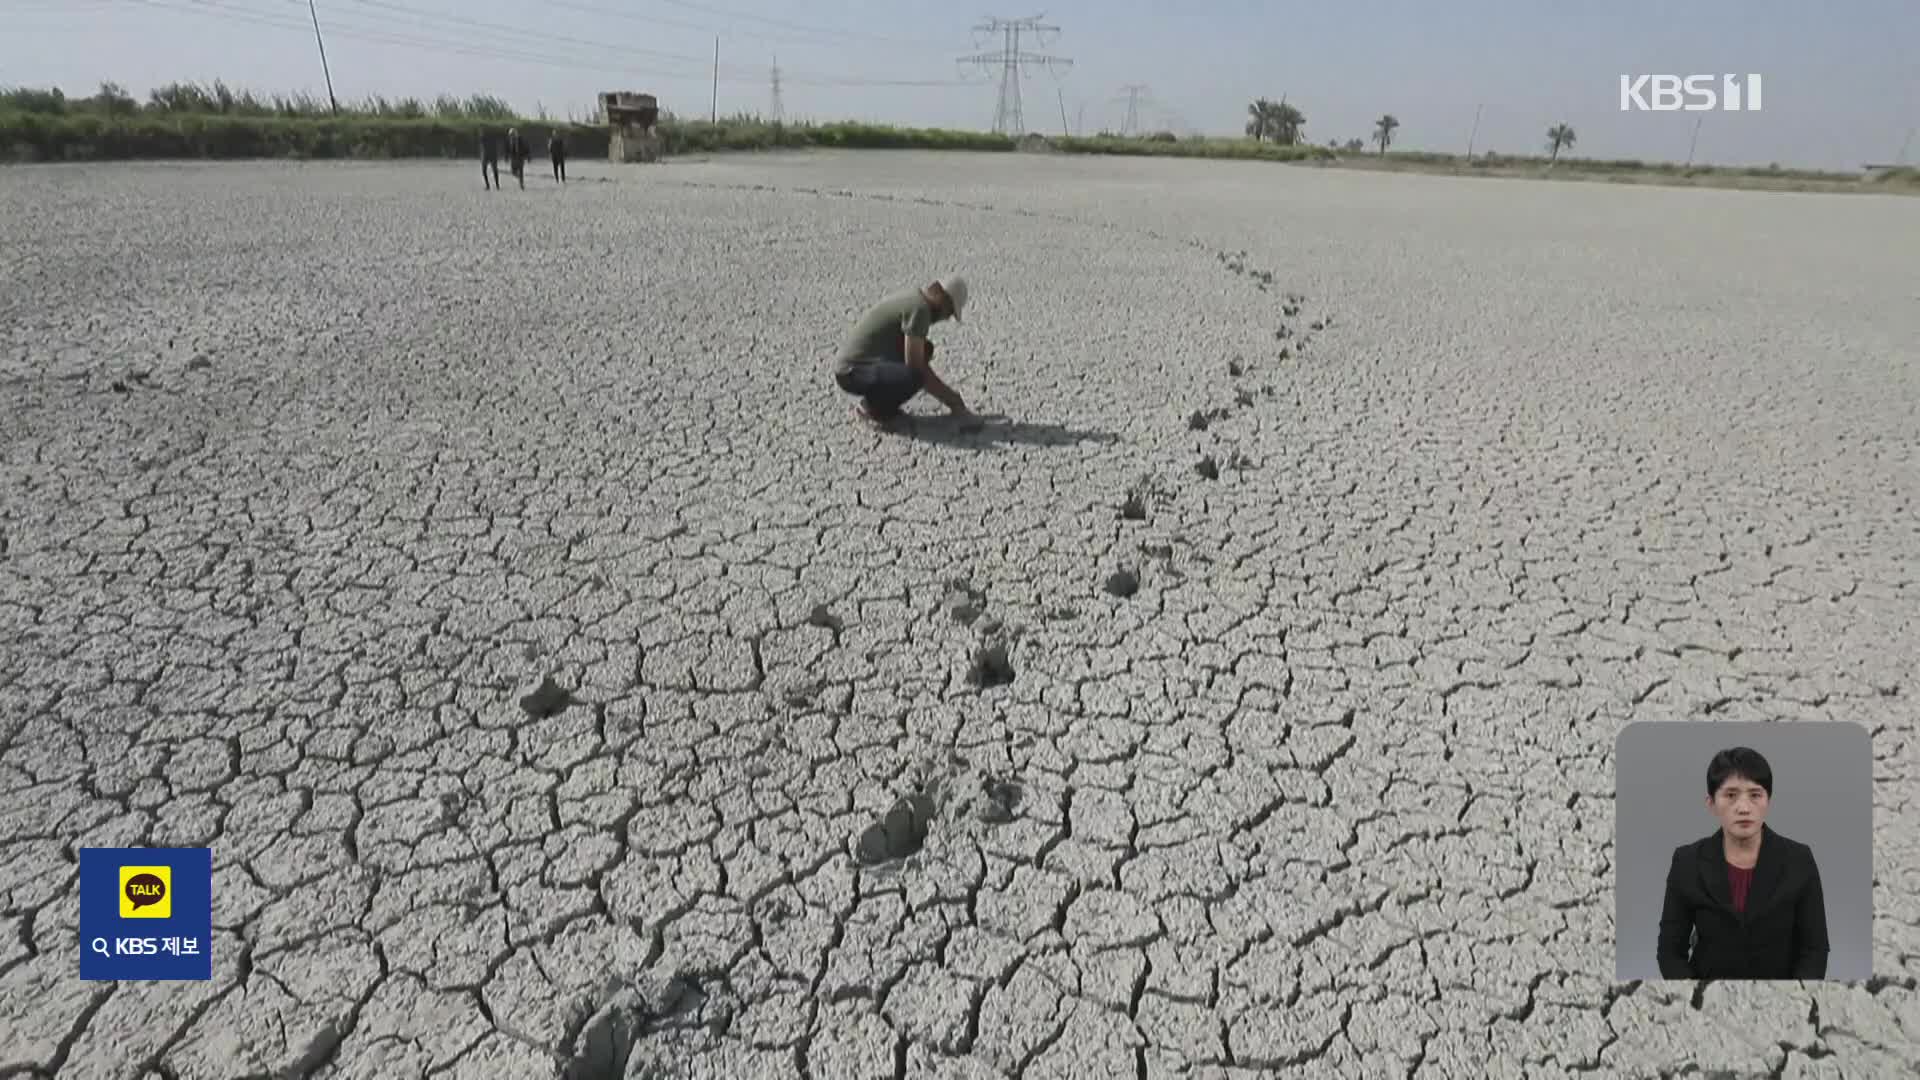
left=938, top=275, right=969, bottom=322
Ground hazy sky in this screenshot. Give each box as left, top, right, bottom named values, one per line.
left=8, top=0, right=1917, bottom=169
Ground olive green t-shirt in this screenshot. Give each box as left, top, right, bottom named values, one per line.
left=833, top=290, right=933, bottom=374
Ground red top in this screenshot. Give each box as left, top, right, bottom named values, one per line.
left=1728, top=864, right=1755, bottom=914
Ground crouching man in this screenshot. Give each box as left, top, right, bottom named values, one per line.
left=832, top=277, right=973, bottom=428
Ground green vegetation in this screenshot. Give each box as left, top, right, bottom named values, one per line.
left=0, top=79, right=570, bottom=162
left=1056, top=134, right=1328, bottom=162
left=3, top=80, right=517, bottom=120
left=2, top=80, right=1330, bottom=164
left=0, top=110, right=606, bottom=163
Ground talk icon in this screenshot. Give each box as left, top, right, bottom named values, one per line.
left=119, top=865, right=172, bottom=919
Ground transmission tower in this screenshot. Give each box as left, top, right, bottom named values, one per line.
left=770, top=54, right=784, bottom=125
left=958, top=15, right=1073, bottom=135
left=1115, top=83, right=1148, bottom=136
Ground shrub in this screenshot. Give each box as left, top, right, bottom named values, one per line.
left=0, top=86, right=67, bottom=114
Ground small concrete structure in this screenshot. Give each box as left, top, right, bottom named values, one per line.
left=602, top=92, right=662, bottom=163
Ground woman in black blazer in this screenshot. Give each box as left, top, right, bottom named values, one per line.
left=1657, top=747, right=1829, bottom=980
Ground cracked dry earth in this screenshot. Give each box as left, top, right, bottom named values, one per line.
left=1, top=153, right=1917, bottom=1079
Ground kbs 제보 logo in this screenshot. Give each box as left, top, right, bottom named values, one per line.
left=80, top=848, right=212, bottom=981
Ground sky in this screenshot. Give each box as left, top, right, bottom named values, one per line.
left=6, top=0, right=1917, bottom=170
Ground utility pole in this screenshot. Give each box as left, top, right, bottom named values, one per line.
left=711, top=36, right=719, bottom=123
left=1897, top=125, right=1914, bottom=166
left=1076, top=101, right=1085, bottom=137
left=770, top=53, right=784, bottom=126
left=1686, top=114, right=1703, bottom=166
left=1115, top=84, right=1148, bottom=136
left=959, top=16, right=1073, bottom=135
left=1056, top=85, right=1069, bottom=137
left=1466, top=103, right=1482, bottom=159
left=307, top=0, right=339, bottom=114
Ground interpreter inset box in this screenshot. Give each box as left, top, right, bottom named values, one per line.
left=1614, top=723, right=1871, bottom=981
left=79, top=847, right=213, bottom=981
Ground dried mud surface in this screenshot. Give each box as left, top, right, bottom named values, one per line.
left=2, top=154, right=1916, bottom=1078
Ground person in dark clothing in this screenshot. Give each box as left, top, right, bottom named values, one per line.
left=831, top=277, right=972, bottom=429
left=506, top=127, right=532, bottom=189
left=1657, top=747, right=1829, bottom=980
left=479, top=129, right=502, bottom=190
left=548, top=131, right=567, bottom=182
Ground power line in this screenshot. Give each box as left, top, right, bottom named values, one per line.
left=291, top=0, right=958, bottom=86
left=958, top=15, right=1072, bottom=136
left=653, top=0, right=950, bottom=50
left=133, top=0, right=718, bottom=85
left=332, top=0, right=772, bottom=77
left=204, top=0, right=715, bottom=77
left=133, top=0, right=963, bottom=91
left=544, top=0, right=950, bottom=52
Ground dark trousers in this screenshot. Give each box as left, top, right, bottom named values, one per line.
left=509, top=157, right=526, bottom=188
left=482, top=156, right=499, bottom=189
left=551, top=155, right=567, bottom=182
left=836, top=358, right=924, bottom=419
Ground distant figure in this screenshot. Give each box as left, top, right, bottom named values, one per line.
left=831, top=277, right=973, bottom=429
left=479, top=129, right=502, bottom=190
left=506, top=127, right=532, bottom=190
left=548, top=132, right=568, bottom=183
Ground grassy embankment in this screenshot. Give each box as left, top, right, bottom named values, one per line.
left=1326, top=148, right=1920, bottom=195
left=3, top=81, right=1912, bottom=195
left=0, top=111, right=1339, bottom=165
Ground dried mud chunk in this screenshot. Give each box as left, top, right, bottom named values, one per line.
left=968, top=641, right=1016, bottom=688
left=855, top=792, right=937, bottom=864
left=944, top=579, right=987, bottom=625
left=518, top=675, right=573, bottom=718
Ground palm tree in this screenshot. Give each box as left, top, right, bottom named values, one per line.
left=1272, top=102, right=1305, bottom=145
left=1246, top=99, right=1275, bottom=142
left=1374, top=114, right=1399, bottom=154
left=1246, top=99, right=1307, bottom=145
left=1546, top=123, right=1576, bottom=163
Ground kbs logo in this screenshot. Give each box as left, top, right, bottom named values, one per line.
left=1620, top=75, right=1763, bottom=112
left=119, top=865, right=171, bottom=918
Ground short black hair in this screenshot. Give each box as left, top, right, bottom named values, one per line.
left=1707, top=747, right=1773, bottom=798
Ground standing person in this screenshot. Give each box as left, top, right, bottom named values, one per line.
left=479, top=128, right=502, bottom=190
left=506, top=127, right=531, bottom=190
left=548, top=130, right=568, bottom=183
left=830, top=277, right=973, bottom=428
left=1656, top=747, right=1830, bottom=979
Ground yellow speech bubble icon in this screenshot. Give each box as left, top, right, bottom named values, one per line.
left=119, top=865, right=171, bottom=919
